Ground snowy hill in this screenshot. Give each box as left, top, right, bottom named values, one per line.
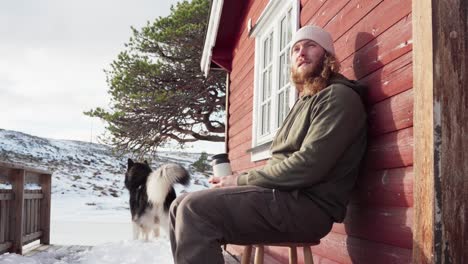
left=0, top=129, right=237, bottom=263
left=0, top=128, right=212, bottom=213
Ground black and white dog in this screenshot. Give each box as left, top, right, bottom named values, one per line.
left=125, top=158, right=190, bottom=240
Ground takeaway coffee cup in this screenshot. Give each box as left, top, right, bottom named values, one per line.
left=211, top=153, right=232, bottom=177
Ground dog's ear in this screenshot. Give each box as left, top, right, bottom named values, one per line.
left=144, top=160, right=149, bottom=165
left=128, top=158, right=134, bottom=168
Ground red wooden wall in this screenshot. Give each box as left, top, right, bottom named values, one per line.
left=225, top=0, right=413, bottom=263
left=227, top=0, right=269, bottom=172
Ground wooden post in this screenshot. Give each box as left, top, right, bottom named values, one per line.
left=242, top=245, right=253, bottom=264
left=303, top=246, right=313, bottom=264
left=413, top=0, right=468, bottom=263
left=11, top=169, right=25, bottom=254
left=288, top=246, right=297, bottom=264
left=40, top=174, right=51, bottom=245
left=254, top=245, right=264, bottom=264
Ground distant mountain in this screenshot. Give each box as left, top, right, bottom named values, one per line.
left=0, top=128, right=212, bottom=199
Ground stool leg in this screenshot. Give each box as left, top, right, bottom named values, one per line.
left=303, top=246, right=313, bottom=264
left=288, top=246, right=297, bottom=264
left=242, top=245, right=252, bottom=264
left=254, top=245, right=264, bottom=264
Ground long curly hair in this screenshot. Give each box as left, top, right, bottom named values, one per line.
left=291, top=53, right=341, bottom=96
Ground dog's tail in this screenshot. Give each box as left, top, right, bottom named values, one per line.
left=146, top=163, right=190, bottom=204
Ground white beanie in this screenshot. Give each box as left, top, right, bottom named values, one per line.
left=291, top=25, right=335, bottom=56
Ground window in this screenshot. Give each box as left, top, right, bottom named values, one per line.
left=250, top=0, right=299, bottom=161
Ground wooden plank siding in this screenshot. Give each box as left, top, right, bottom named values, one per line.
left=351, top=166, right=413, bottom=208
left=224, top=0, right=413, bottom=263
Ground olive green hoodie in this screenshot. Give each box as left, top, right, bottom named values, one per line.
left=237, top=73, right=367, bottom=222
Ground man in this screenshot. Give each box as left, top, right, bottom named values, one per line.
left=169, top=25, right=367, bottom=263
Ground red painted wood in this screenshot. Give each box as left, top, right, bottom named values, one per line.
left=229, top=104, right=253, bottom=124
left=229, top=94, right=253, bottom=120
left=229, top=141, right=253, bottom=160
left=360, top=53, right=413, bottom=104
left=229, top=76, right=253, bottom=104
left=307, top=0, right=350, bottom=28
left=231, top=56, right=253, bottom=81
left=366, top=127, right=413, bottom=169
left=332, top=206, right=413, bottom=249
left=326, top=0, right=383, bottom=41
left=340, top=13, right=412, bottom=80
left=231, top=154, right=255, bottom=171
left=311, top=256, right=341, bottom=264
left=229, top=69, right=254, bottom=106
left=312, top=231, right=412, bottom=264
left=368, top=88, right=413, bottom=136
left=228, top=114, right=252, bottom=138
left=228, top=123, right=252, bottom=144
left=220, top=0, right=415, bottom=262
left=230, top=75, right=254, bottom=102
left=243, top=160, right=267, bottom=172
left=300, top=0, right=326, bottom=25
left=263, top=244, right=343, bottom=264
left=249, top=0, right=269, bottom=25
left=229, top=0, right=266, bottom=68
left=231, top=41, right=255, bottom=78
left=229, top=80, right=254, bottom=115
left=229, top=101, right=252, bottom=124
left=352, top=166, right=413, bottom=207
left=334, top=0, right=412, bottom=62
left=229, top=76, right=253, bottom=109
left=230, top=62, right=254, bottom=86
left=262, top=231, right=411, bottom=264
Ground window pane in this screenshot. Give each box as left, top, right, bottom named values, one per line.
left=280, top=16, right=287, bottom=50
left=279, top=49, right=290, bottom=89
left=263, top=37, right=269, bottom=68
left=277, top=91, right=284, bottom=125
left=261, top=102, right=271, bottom=135
left=287, top=9, right=292, bottom=43
left=262, top=70, right=268, bottom=101
left=267, top=67, right=272, bottom=98
left=278, top=86, right=292, bottom=125
left=267, top=101, right=271, bottom=134
left=268, top=32, right=273, bottom=63
left=263, top=32, right=274, bottom=68
left=262, top=67, right=272, bottom=101
left=255, top=3, right=296, bottom=141
left=279, top=53, right=286, bottom=87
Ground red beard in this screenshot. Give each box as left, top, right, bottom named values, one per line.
left=291, top=59, right=324, bottom=86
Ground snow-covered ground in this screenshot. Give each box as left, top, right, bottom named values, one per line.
left=0, top=240, right=174, bottom=264
left=0, top=129, right=215, bottom=264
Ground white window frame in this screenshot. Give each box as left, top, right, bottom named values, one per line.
left=250, top=0, right=300, bottom=161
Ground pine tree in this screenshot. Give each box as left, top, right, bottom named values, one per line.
left=192, top=152, right=210, bottom=173
left=85, top=0, right=225, bottom=155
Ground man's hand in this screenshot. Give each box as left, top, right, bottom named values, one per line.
left=208, top=174, right=239, bottom=188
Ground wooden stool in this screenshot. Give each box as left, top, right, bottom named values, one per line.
left=241, top=242, right=319, bottom=264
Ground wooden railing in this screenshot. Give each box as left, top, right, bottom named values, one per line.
left=0, top=161, right=52, bottom=255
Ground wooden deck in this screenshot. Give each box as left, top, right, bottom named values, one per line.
left=0, top=161, right=52, bottom=255
left=22, top=243, right=241, bottom=263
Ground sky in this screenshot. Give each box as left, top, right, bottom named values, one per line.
left=0, top=0, right=224, bottom=154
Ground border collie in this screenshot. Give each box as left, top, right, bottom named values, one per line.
left=125, top=158, right=190, bottom=240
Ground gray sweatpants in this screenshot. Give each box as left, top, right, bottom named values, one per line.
left=169, top=186, right=333, bottom=264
